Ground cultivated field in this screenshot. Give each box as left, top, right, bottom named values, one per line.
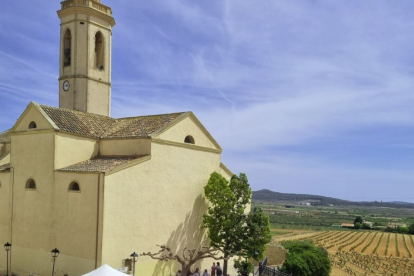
left=274, top=230, right=414, bottom=276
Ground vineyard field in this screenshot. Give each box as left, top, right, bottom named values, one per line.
left=275, top=230, right=414, bottom=276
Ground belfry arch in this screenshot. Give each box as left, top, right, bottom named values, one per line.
left=95, top=31, right=104, bottom=69
left=63, top=28, right=71, bottom=67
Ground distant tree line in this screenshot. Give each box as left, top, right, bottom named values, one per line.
left=253, top=189, right=414, bottom=209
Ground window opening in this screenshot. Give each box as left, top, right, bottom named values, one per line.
left=184, top=135, right=195, bottom=144
left=95, top=31, right=104, bottom=69
left=69, top=181, right=80, bottom=192
left=26, top=179, right=36, bottom=190
left=28, top=121, right=37, bottom=129
left=63, top=29, right=72, bottom=67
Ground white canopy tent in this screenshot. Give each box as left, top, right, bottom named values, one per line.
left=82, top=264, right=128, bottom=276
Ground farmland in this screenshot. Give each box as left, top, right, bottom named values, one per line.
left=274, top=230, right=414, bottom=276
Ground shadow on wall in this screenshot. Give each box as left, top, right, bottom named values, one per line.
left=149, top=194, right=209, bottom=276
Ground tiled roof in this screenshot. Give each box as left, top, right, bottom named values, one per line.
left=57, top=155, right=149, bottom=172
left=0, top=163, right=10, bottom=172
left=39, top=105, right=185, bottom=139
left=0, top=129, right=11, bottom=143
left=0, top=151, right=10, bottom=162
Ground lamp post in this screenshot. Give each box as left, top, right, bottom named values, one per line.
left=51, top=248, right=60, bottom=276
left=254, top=250, right=259, bottom=276
left=4, top=242, right=11, bottom=276
left=130, top=252, right=138, bottom=276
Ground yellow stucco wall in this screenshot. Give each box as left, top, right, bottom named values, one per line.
left=101, top=142, right=224, bottom=276
left=100, top=139, right=151, bottom=156
left=0, top=171, right=11, bottom=272
left=55, top=132, right=99, bottom=169
left=13, top=105, right=53, bottom=133
left=9, top=132, right=56, bottom=275
left=156, top=116, right=219, bottom=150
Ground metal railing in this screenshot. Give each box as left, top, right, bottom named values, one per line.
left=259, top=264, right=291, bottom=276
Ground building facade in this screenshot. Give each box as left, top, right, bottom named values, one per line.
left=0, top=1, right=232, bottom=275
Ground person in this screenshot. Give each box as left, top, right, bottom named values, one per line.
left=211, top=263, right=216, bottom=276
left=176, top=270, right=182, bottom=276
left=216, top=262, right=222, bottom=276
left=194, top=268, right=200, bottom=276
left=211, top=262, right=216, bottom=276
left=203, top=269, right=209, bottom=276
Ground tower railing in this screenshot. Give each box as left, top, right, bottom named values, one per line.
left=61, top=0, right=112, bottom=15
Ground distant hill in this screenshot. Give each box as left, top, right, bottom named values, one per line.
left=252, top=189, right=414, bottom=209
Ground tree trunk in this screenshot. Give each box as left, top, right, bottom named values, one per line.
left=223, top=252, right=228, bottom=276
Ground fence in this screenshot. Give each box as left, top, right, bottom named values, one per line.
left=259, top=263, right=291, bottom=276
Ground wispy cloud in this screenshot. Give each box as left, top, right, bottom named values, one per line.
left=2, top=0, right=414, bottom=201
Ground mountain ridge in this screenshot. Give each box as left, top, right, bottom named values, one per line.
left=252, top=189, right=414, bottom=209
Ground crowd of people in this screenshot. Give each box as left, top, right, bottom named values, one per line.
left=176, top=262, right=231, bottom=276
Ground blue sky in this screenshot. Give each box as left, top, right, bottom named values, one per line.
left=1, top=1, right=414, bottom=202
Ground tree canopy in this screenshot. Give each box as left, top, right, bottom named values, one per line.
left=354, top=216, right=363, bottom=224
left=280, top=241, right=331, bottom=276
left=203, top=172, right=271, bottom=275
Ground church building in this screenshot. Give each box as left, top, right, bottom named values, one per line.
left=0, top=1, right=232, bottom=275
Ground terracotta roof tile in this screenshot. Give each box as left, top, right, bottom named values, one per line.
left=0, top=151, right=10, bottom=163
left=57, top=155, right=149, bottom=172
left=0, top=163, right=10, bottom=172
left=39, top=105, right=185, bottom=139
left=0, top=129, right=11, bottom=143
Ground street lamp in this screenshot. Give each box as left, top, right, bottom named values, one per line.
left=51, top=248, right=60, bottom=276
left=130, top=252, right=138, bottom=276
left=254, top=250, right=259, bottom=276
left=4, top=242, right=11, bottom=276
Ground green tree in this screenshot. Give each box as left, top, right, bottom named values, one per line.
left=354, top=222, right=363, bottom=229
left=280, top=241, right=331, bottom=276
left=234, top=259, right=253, bottom=276
left=409, top=222, right=414, bottom=234
left=354, top=216, right=363, bottom=224
left=203, top=172, right=271, bottom=275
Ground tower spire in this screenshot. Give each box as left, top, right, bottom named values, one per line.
left=57, top=0, right=115, bottom=116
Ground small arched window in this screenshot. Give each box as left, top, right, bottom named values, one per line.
left=26, top=179, right=36, bottom=190
left=184, top=135, right=195, bottom=144
left=69, top=181, right=80, bottom=192
left=63, top=29, right=72, bottom=67
left=28, top=121, right=37, bottom=129
left=95, top=31, right=104, bottom=70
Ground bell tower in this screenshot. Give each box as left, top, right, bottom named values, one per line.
left=57, top=0, right=115, bottom=116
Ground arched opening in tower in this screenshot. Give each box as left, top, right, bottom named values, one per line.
left=95, top=31, right=104, bottom=70
left=63, top=29, right=72, bottom=67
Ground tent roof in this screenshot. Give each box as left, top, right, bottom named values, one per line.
left=82, top=264, right=127, bottom=276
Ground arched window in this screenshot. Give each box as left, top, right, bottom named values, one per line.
left=26, top=179, right=36, bottom=190
left=63, top=29, right=72, bottom=67
left=184, top=135, right=195, bottom=144
left=95, top=31, right=104, bottom=70
left=69, top=181, right=80, bottom=192
left=28, top=121, right=37, bottom=129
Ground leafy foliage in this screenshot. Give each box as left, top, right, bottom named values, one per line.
left=354, top=216, right=363, bottom=224
left=409, top=222, right=414, bottom=234
left=203, top=172, right=271, bottom=275
left=233, top=259, right=253, bottom=276
left=280, top=241, right=331, bottom=276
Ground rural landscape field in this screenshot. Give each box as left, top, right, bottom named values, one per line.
left=274, top=230, right=414, bottom=276
left=253, top=190, right=414, bottom=276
